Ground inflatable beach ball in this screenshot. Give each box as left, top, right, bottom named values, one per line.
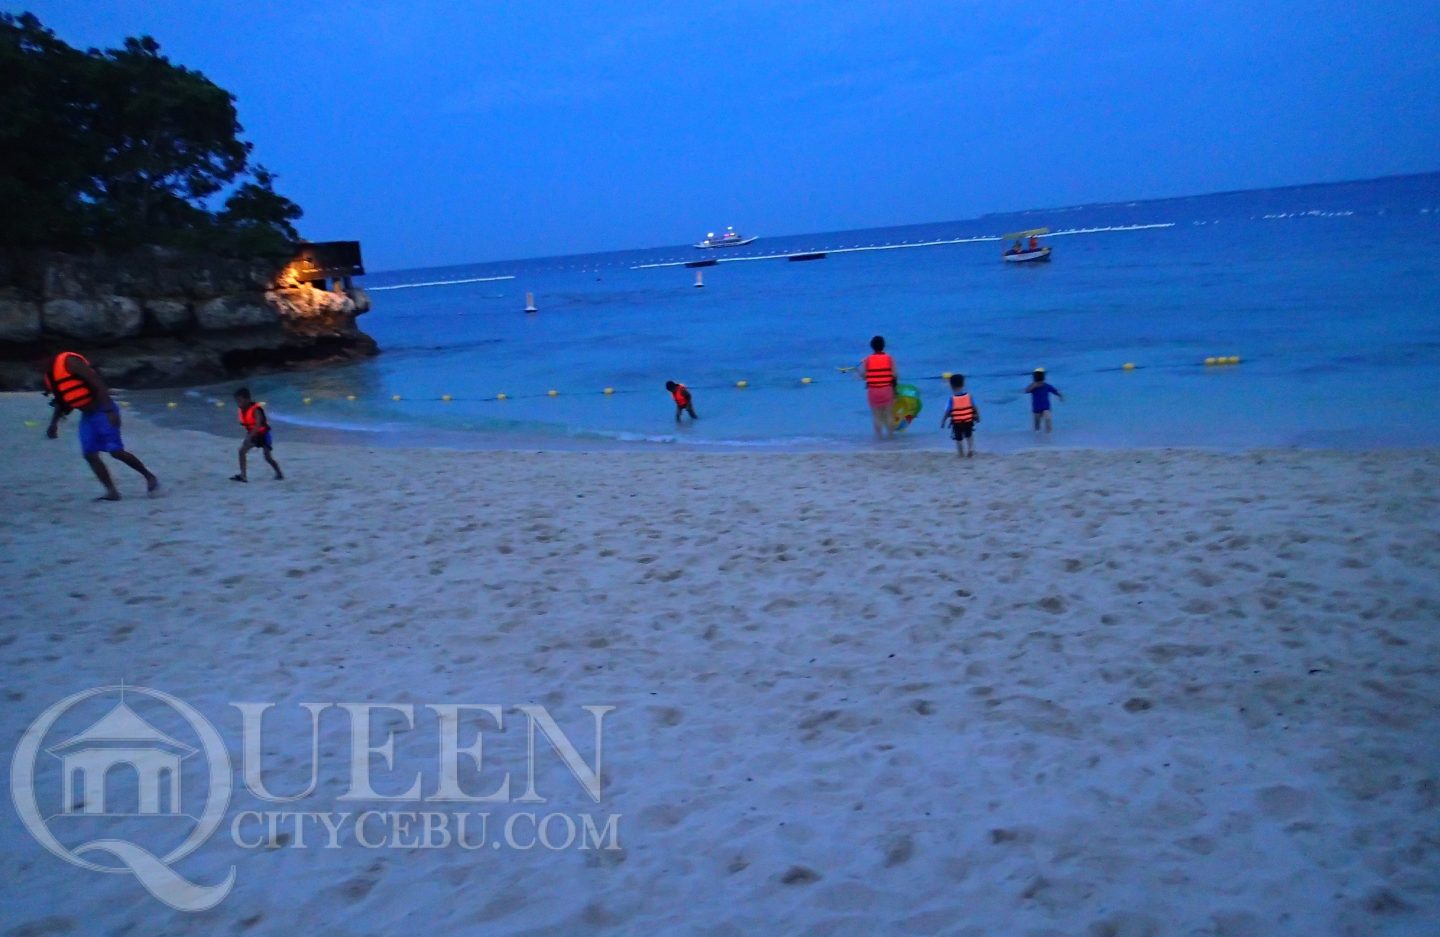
left=891, top=383, right=922, bottom=431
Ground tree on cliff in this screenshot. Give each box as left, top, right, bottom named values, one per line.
left=0, top=11, right=302, bottom=255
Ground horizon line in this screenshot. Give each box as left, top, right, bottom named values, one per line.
left=366, top=168, right=1440, bottom=277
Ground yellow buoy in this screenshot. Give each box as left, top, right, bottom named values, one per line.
left=496, top=393, right=508, bottom=401
left=801, top=377, right=812, bottom=385
left=214, top=401, right=224, bottom=408
left=736, top=380, right=749, bottom=388
left=603, top=387, right=615, bottom=395
left=119, top=400, right=131, bottom=408
left=1204, top=357, right=1217, bottom=366
left=391, top=394, right=402, bottom=401
left=441, top=394, right=453, bottom=402
left=167, top=401, right=177, bottom=409
left=302, top=397, right=312, bottom=405
left=1123, top=362, right=1136, bottom=370
left=1227, top=355, right=1241, bottom=365
left=941, top=371, right=953, bottom=380
left=547, top=389, right=559, bottom=397
left=346, top=394, right=356, bottom=401
left=23, top=419, right=38, bottom=427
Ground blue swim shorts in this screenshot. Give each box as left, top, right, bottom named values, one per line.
left=78, top=407, right=125, bottom=456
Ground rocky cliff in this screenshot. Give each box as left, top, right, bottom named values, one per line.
left=0, top=247, right=378, bottom=390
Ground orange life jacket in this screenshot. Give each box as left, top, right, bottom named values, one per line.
left=863, top=353, right=895, bottom=388
left=671, top=384, right=690, bottom=406
left=950, top=392, right=975, bottom=423
left=238, top=403, right=267, bottom=434
left=44, top=352, right=94, bottom=411
left=1028, top=237, right=1039, bottom=250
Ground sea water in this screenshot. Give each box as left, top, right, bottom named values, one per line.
left=151, top=174, right=1440, bottom=451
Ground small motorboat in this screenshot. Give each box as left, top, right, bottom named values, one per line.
left=1003, top=227, right=1051, bottom=262
left=694, top=226, right=757, bottom=249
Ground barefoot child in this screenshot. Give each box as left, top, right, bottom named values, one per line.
left=940, top=373, right=980, bottom=458
left=665, top=381, right=698, bottom=422
left=232, top=387, right=283, bottom=482
left=41, top=351, right=160, bottom=501
left=1023, top=367, right=1063, bottom=433
left=860, top=335, right=898, bottom=440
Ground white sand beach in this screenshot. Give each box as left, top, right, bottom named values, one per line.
left=1, top=393, right=1438, bottom=936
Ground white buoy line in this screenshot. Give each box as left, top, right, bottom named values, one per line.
left=368, top=274, right=517, bottom=292
left=629, top=222, right=1176, bottom=270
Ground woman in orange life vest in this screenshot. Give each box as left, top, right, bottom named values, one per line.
left=40, top=351, right=159, bottom=501
left=939, top=373, right=981, bottom=458
left=232, top=387, right=284, bottom=482
left=664, top=380, right=698, bottom=423
left=860, top=335, right=899, bottom=439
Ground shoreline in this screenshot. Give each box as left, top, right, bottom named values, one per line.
left=13, top=390, right=1435, bottom=458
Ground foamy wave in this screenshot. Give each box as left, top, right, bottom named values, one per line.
left=268, top=413, right=407, bottom=433
left=574, top=427, right=842, bottom=448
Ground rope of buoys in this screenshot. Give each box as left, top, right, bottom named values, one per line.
left=134, top=355, right=1251, bottom=412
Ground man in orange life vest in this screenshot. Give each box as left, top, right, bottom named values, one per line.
left=665, top=381, right=698, bottom=423
left=41, top=351, right=159, bottom=501
left=232, top=387, right=283, bottom=482
left=940, top=373, right=981, bottom=458
left=860, top=335, right=898, bottom=439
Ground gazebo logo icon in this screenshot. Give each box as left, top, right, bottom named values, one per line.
left=46, top=701, right=197, bottom=816
left=11, top=685, right=235, bottom=911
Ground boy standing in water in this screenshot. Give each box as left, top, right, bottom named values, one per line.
left=41, top=350, right=159, bottom=501
left=232, top=387, right=283, bottom=482
left=1023, top=367, right=1063, bottom=432
left=665, top=381, right=698, bottom=422
left=941, top=373, right=980, bottom=457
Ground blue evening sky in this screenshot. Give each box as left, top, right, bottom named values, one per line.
left=13, top=1, right=1440, bottom=271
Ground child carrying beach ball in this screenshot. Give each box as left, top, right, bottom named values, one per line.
left=941, top=373, right=980, bottom=458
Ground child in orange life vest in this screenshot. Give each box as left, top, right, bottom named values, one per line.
left=665, top=381, right=698, bottom=423
left=232, top=387, right=283, bottom=482
left=940, top=373, right=980, bottom=458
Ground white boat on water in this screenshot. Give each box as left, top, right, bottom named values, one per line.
left=1003, top=227, right=1052, bottom=263
left=694, top=226, right=757, bottom=249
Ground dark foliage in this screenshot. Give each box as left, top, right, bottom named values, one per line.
left=0, top=12, right=302, bottom=255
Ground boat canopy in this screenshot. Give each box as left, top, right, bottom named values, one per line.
left=1003, top=227, right=1050, bottom=240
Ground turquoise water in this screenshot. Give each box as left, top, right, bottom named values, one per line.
left=159, top=174, right=1440, bottom=451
